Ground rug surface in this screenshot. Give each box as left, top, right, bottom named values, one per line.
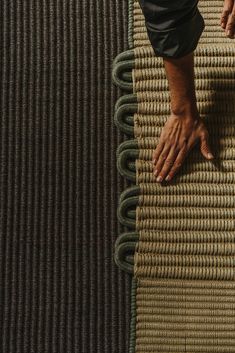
left=0, top=1, right=130, bottom=352
left=113, top=0, right=235, bottom=352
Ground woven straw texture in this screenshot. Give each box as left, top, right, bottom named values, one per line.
left=133, top=0, right=235, bottom=351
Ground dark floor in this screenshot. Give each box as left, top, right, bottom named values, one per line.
left=0, top=1, right=132, bottom=352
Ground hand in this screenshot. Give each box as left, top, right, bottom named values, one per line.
left=221, top=0, right=235, bottom=38
left=152, top=111, right=214, bottom=183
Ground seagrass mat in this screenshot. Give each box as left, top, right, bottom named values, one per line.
left=132, top=0, right=235, bottom=351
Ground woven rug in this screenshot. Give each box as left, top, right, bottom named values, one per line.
left=112, top=0, right=235, bottom=352
left=0, top=1, right=130, bottom=351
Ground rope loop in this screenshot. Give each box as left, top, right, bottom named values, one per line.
left=117, top=195, right=139, bottom=228
left=114, top=103, right=136, bottom=135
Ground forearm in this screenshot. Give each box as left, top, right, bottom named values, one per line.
left=163, top=51, right=198, bottom=116
left=138, top=0, right=214, bottom=183
left=152, top=48, right=214, bottom=182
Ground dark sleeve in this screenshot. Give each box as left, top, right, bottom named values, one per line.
left=138, top=0, right=205, bottom=59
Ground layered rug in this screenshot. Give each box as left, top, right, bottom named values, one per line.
left=112, top=0, right=235, bottom=352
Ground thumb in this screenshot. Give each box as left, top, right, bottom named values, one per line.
left=200, top=132, right=214, bottom=160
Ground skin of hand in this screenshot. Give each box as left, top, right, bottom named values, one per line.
left=152, top=111, right=214, bottom=182
left=220, top=0, right=235, bottom=38
left=152, top=50, right=214, bottom=183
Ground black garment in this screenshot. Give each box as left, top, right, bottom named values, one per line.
left=138, top=0, right=205, bottom=58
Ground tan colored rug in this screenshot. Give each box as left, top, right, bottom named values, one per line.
left=113, top=0, right=235, bottom=351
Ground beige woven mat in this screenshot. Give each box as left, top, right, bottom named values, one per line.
left=133, top=0, right=235, bottom=351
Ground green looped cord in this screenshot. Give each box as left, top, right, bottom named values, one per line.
left=114, top=231, right=139, bottom=250
left=114, top=93, right=137, bottom=112
left=112, top=49, right=134, bottom=67
left=117, top=195, right=139, bottom=228
left=116, top=149, right=138, bottom=181
left=117, top=148, right=139, bottom=181
left=116, top=139, right=138, bottom=179
left=116, top=139, right=138, bottom=155
left=119, top=185, right=140, bottom=203
left=114, top=103, right=137, bottom=135
left=112, top=60, right=134, bottom=91
left=118, top=186, right=140, bottom=222
left=114, top=240, right=137, bottom=274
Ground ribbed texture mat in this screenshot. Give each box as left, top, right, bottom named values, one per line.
left=0, top=1, right=131, bottom=352
left=136, top=278, right=235, bottom=352
left=132, top=0, right=235, bottom=351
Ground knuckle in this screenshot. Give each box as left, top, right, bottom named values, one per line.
left=164, top=159, right=173, bottom=167
left=160, top=153, right=167, bottom=160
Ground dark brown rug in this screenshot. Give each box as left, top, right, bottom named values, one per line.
left=0, top=1, right=131, bottom=352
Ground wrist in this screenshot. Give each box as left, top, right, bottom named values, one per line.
left=170, top=99, right=198, bottom=117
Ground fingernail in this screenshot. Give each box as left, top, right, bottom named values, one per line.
left=156, top=175, right=162, bottom=182
left=165, top=175, right=170, bottom=181
left=154, top=169, right=158, bottom=176
left=152, top=158, right=156, bottom=164
left=207, top=153, right=214, bottom=159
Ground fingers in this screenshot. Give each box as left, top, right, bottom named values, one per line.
left=220, top=0, right=234, bottom=29
left=152, top=116, right=214, bottom=183
left=153, top=139, right=198, bottom=182
left=152, top=131, right=214, bottom=183
left=164, top=145, right=189, bottom=182
left=153, top=143, right=172, bottom=180
left=152, top=136, right=165, bottom=164
left=200, top=132, right=214, bottom=160
left=220, top=0, right=235, bottom=38
left=154, top=146, right=179, bottom=182
left=165, top=138, right=201, bottom=181
left=225, top=10, right=235, bottom=38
